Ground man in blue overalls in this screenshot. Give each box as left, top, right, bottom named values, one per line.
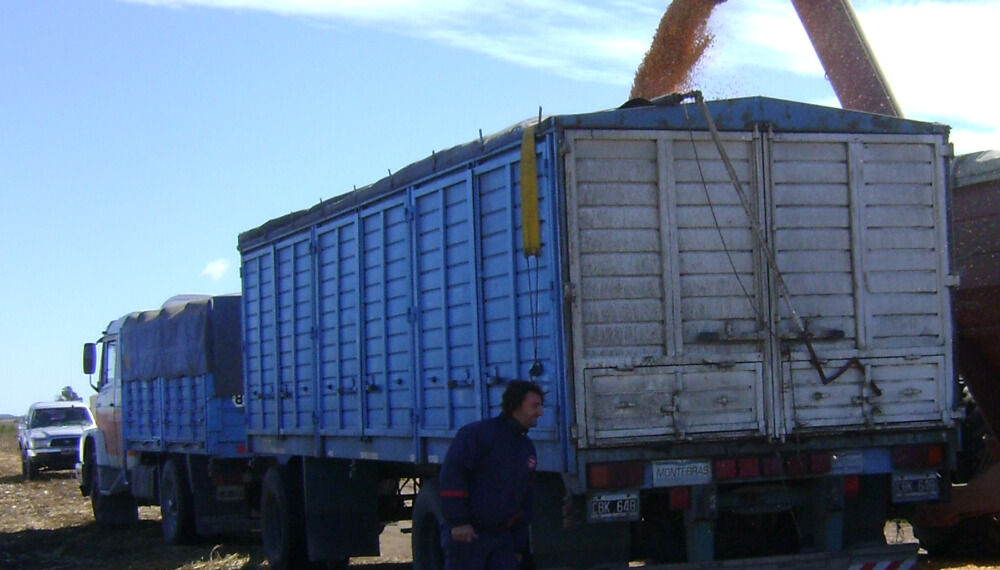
left=439, top=380, right=544, bottom=570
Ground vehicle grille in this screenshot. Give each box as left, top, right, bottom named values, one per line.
left=49, top=437, right=79, bottom=448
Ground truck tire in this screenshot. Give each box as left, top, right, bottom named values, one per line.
left=89, top=451, right=138, bottom=525
left=21, top=451, right=38, bottom=481
left=160, top=458, right=196, bottom=544
left=261, top=465, right=308, bottom=570
left=412, top=479, right=445, bottom=570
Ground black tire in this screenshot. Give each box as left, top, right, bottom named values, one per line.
left=160, top=458, right=196, bottom=544
left=89, top=451, right=138, bottom=526
left=412, top=479, right=445, bottom=570
left=260, top=465, right=308, bottom=570
left=912, top=523, right=958, bottom=557
left=21, top=452, right=38, bottom=481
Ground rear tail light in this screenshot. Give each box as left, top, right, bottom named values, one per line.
left=587, top=461, right=644, bottom=490
left=714, top=458, right=737, bottom=480
left=786, top=456, right=808, bottom=476
left=892, top=445, right=943, bottom=469
left=669, top=486, right=690, bottom=510
left=809, top=453, right=831, bottom=474
left=843, top=476, right=861, bottom=499
left=738, top=457, right=760, bottom=478
left=762, top=455, right=784, bottom=476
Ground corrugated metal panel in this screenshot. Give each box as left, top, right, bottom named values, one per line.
left=769, top=134, right=952, bottom=433
left=566, top=130, right=769, bottom=446
left=567, top=130, right=952, bottom=447
left=359, top=198, right=414, bottom=438
left=123, top=374, right=245, bottom=457
left=315, top=217, right=362, bottom=436
left=241, top=140, right=565, bottom=470
left=413, top=173, right=482, bottom=434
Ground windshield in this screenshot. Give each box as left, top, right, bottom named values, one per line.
left=29, top=407, right=94, bottom=428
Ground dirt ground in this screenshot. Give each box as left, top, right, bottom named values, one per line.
left=1, top=423, right=997, bottom=570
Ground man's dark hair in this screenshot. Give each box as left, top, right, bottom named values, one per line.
left=501, top=380, right=544, bottom=416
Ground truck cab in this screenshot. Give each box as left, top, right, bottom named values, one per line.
left=78, top=315, right=139, bottom=524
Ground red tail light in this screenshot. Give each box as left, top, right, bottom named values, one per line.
left=587, top=461, right=644, bottom=490
left=786, top=456, right=808, bottom=476
left=809, top=453, right=832, bottom=474
left=844, top=476, right=861, bottom=499
left=670, top=486, right=690, bottom=510
left=738, top=457, right=760, bottom=478
left=762, top=455, right=784, bottom=476
left=893, top=445, right=943, bottom=469
left=714, top=458, right=737, bottom=480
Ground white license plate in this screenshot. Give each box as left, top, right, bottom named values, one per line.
left=588, top=491, right=640, bottom=523
left=652, top=459, right=712, bottom=487
left=892, top=472, right=939, bottom=503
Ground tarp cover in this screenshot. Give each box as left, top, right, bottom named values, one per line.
left=119, top=294, right=243, bottom=397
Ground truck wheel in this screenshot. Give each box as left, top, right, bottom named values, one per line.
left=261, top=465, right=308, bottom=570
left=21, top=452, right=38, bottom=481
left=89, top=452, right=138, bottom=525
left=160, top=458, right=196, bottom=544
left=412, top=479, right=445, bottom=570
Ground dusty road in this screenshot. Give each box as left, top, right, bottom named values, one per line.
left=1, top=423, right=997, bottom=569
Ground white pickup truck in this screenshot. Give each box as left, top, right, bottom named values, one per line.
left=17, top=401, right=94, bottom=480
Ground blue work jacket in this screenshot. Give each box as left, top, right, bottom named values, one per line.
left=439, top=415, right=537, bottom=549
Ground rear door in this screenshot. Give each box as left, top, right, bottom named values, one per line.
left=768, top=134, right=953, bottom=436
left=565, top=130, right=770, bottom=446
left=565, top=130, right=953, bottom=448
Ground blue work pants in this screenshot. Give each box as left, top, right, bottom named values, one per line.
left=442, top=527, right=517, bottom=570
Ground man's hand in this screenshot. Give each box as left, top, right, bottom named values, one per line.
left=451, top=524, right=478, bottom=543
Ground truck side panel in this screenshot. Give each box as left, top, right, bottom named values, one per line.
left=242, top=140, right=568, bottom=471
left=123, top=373, right=246, bottom=457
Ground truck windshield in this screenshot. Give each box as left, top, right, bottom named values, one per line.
left=30, top=407, right=93, bottom=428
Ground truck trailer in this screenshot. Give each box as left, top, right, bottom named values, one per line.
left=80, top=93, right=959, bottom=569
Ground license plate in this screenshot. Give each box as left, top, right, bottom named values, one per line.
left=892, top=472, right=939, bottom=503
left=588, top=491, right=640, bottom=523
left=652, top=459, right=712, bottom=487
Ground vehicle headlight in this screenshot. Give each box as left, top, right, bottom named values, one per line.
left=29, top=435, right=49, bottom=449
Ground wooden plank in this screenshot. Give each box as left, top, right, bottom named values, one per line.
left=773, top=184, right=849, bottom=206
left=771, top=141, right=847, bottom=161
left=575, top=138, right=657, bottom=160
left=777, top=250, right=852, bottom=272
left=577, top=205, right=660, bottom=229
left=576, top=182, right=659, bottom=207
left=774, top=205, right=850, bottom=228
left=580, top=228, right=660, bottom=253
left=580, top=252, right=663, bottom=277
left=581, top=276, right=663, bottom=300
left=576, top=157, right=657, bottom=183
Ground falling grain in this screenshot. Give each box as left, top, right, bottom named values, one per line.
left=630, top=0, right=725, bottom=101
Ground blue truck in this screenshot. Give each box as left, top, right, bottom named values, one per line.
left=79, top=93, right=959, bottom=569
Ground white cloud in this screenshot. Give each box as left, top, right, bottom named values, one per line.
left=201, top=259, right=231, bottom=281
left=117, top=0, right=999, bottom=153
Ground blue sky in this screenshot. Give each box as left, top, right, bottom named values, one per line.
left=2, top=0, right=997, bottom=415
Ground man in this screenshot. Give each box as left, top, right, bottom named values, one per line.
left=439, top=380, right=544, bottom=570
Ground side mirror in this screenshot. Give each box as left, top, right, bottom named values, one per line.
left=83, top=343, right=97, bottom=375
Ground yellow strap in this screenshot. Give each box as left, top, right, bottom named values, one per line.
left=520, top=126, right=541, bottom=257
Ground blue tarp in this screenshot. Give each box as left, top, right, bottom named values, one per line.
left=119, top=294, right=243, bottom=397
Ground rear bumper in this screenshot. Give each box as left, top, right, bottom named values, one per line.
left=640, top=543, right=918, bottom=570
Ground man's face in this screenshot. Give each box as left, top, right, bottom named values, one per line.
left=512, top=391, right=544, bottom=430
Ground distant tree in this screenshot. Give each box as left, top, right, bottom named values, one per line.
left=58, top=386, right=83, bottom=402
